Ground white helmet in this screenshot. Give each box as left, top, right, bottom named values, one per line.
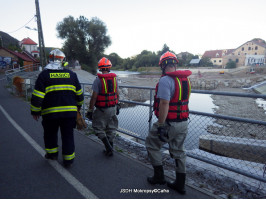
left=49, top=49, right=65, bottom=64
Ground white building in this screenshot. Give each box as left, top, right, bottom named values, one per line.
left=19, top=37, right=39, bottom=58
left=245, top=55, right=265, bottom=66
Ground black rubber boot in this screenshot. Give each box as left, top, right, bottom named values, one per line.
left=102, top=137, right=113, bottom=156
left=44, top=152, right=58, bottom=160
left=109, top=141, right=113, bottom=148
left=167, top=172, right=186, bottom=195
left=147, top=165, right=166, bottom=185
left=63, top=159, right=74, bottom=168
left=107, top=136, right=113, bottom=148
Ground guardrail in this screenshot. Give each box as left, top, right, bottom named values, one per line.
left=10, top=80, right=266, bottom=191
left=5, top=64, right=41, bottom=84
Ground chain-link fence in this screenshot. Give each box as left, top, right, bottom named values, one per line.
left=19, top=81, right=266, bottom=191
left=81, top=83, right=266, bottom=189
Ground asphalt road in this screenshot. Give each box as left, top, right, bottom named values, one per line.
left=0, top=80, right=214, bottom=199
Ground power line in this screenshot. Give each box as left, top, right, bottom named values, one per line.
left=7, top=16, right=36, bottom=34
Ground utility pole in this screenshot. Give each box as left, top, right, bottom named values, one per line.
left=35, top=0, right=46, bottom=68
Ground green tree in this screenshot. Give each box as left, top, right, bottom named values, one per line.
left=157, top=44, right=170, bottom=56
left=178, top=53, right=194, bottom=66
left=108, top=53, right=123, bottom=69
left=200, top=57, right=213, bottom=67
left=121, top=57, right=135, bottom=70
left=133, top=50, right=159, bottom=68
left=56, top=16, right=111, bottom=74
left=225, top=60, right=236, bottom=69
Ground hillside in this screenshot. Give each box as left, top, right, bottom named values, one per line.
left=0, top=31, right=19, bottom=48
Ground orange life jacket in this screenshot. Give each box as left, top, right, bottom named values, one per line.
left=95, top=73, right=118, bottom=108
left=154, top=70, right=192, bottom=122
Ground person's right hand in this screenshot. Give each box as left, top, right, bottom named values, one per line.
left=86, top=111, right=93, bottom=120
left=32, top=115, right=40, bottom=121
left=157, top=126, right=168, bottom=142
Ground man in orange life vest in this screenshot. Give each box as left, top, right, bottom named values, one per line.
left=87, top=57, right=119, bottom=156
left=145, top=51, right=192, bottom=194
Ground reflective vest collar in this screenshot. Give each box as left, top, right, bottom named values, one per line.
left=97, top=73, right=117, bottom=78
left=165, top=70, right=192, bottom=78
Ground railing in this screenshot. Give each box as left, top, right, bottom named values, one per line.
left=14, top=81, right=266, bottom=191
left=5, top=64, right=41, bottom=84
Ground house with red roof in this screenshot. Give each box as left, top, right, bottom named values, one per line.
left=19, top=37, right=39, bottom=58
left=0, top=47, right=39, bottom=70
left=202, top=49, right=234, bottom=67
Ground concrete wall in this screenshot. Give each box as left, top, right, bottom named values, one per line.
left=199, top=134, right=266, bottom=163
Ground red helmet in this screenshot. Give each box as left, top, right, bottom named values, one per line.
left=98, top=57, right=112, bottom=69
left=159, top=51, right=179, bottom=67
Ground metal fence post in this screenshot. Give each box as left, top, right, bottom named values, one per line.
left=82, top=83, right=85, bottom=118
left=25, top=83, right=28, bottom=101
left=149, top=88, right=153, bottom=132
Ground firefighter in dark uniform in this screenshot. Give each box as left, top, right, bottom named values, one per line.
left=31, top=49, right=84, bottom=168
left=145, top=51, right=192, bottom=194
left=86, top=57, right=119, bottom=156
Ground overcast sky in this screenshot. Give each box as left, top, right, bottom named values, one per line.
left=1, top=0, right=266, bottom=58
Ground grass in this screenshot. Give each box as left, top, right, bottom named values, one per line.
left=114, top=146, right=123, bottom=153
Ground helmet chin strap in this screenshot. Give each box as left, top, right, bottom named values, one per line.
left=161, top=65, right=177, bottom=75
left=160, top=65, right=165, bottom=74
left=100, top=68, right=110, bottom=73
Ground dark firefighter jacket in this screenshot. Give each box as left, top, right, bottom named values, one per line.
left=30, top=68, right=84, bottom=119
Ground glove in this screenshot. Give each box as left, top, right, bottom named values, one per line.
left=116, top=103, right=121, bottom=115
left=157, top=126, right=168, bottom=142
left=86, top=110, right=93, bottom=120
left=76, top=111, right=87, bottom=130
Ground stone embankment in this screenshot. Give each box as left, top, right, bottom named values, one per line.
left=116, top=75, right=266, bottom=102
left=190, top=76, right=266, bottom=90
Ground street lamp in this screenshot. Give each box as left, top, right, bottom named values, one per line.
left=25, top=26, right=37, bottom=31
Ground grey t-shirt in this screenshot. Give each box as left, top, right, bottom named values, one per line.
left=92, top=77, right=101, bottom=94
left=92, top=76, right=119, bottom=94
left=157, top=76, right=175, bottom=101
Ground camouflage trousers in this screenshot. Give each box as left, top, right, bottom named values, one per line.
left=92, top=106, right=118, bottom=142
left=145, top=121, right=188, bottom=173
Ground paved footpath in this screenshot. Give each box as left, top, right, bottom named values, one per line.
left=0, top=80, right=215, bottom=199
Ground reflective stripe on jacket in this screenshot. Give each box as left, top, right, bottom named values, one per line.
left=95, top=73, right=118, bottom=108
left=154, top=70, right=192, bottom=122
left=30, top=68, right=84, bottom=119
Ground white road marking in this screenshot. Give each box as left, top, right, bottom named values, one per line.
left=0, top=105, right=98, bottom=199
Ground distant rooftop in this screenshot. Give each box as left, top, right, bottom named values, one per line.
left=190, top=59, right=201, bottom=64
left=203, top=49, right=235, bottom=58
left=21, top=37, right=37, bottom=45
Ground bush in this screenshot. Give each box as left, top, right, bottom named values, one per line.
left=225, top=60, right=236, bottom=69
